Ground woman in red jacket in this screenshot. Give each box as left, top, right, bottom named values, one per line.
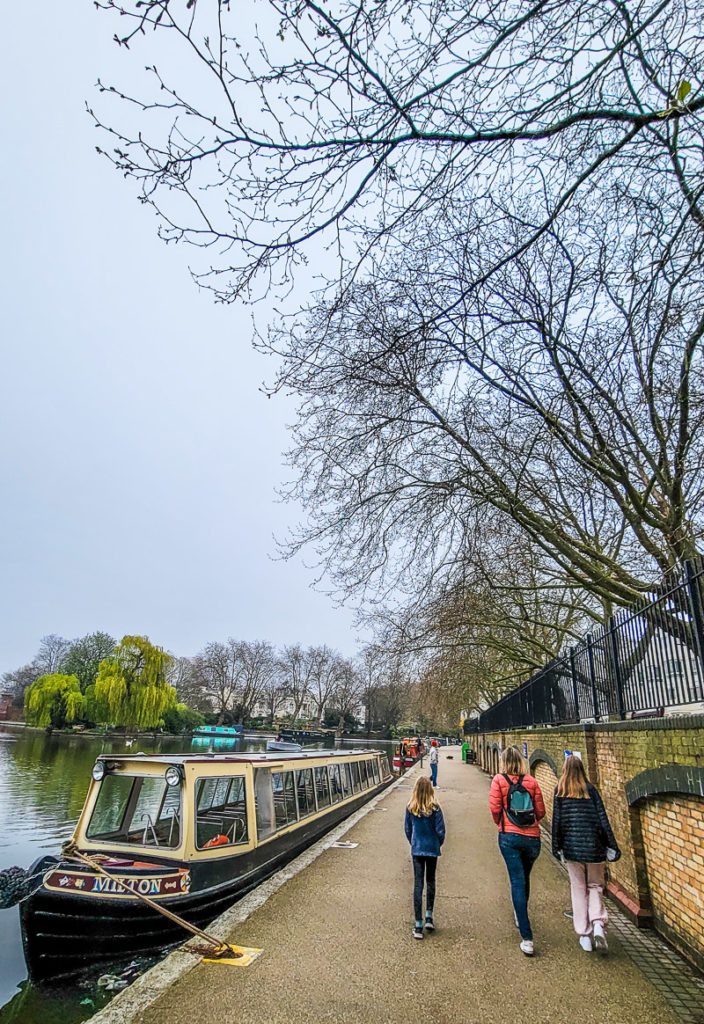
left=489, top=747, right=546, bottom=956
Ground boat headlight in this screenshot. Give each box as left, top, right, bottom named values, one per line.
left=92, top=761, right=106, bottom=782
left=165, top=765, right=182, bottom=787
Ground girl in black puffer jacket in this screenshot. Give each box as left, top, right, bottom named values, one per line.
left=552, top=756, right=620, bottom=954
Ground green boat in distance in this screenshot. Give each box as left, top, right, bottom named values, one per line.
left=192, top=725, right=243, bottom=738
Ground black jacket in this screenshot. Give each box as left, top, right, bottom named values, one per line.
left=551, top=784, right=619, bottom=863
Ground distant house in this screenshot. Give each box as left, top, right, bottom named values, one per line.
left=0, top=692, right=13, bottom=720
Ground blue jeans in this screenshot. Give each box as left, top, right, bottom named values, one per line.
left=498, top=832, right=541, bottom=940
left=430, top=763, right=438, bottom=786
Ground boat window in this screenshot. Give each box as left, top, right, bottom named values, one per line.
left=328, top=764, right=342, bottom=804
left=369, top=759, right=378, bottom=784
left=196, top=776, right=230, bottom=813
left=87, top=774, right=181, bottom=848
left=195, top=775, right=249, bottom=849
left=350, top=761, right=361, bottom=792
left=359, top=761, right=369, bottom=788
left=296, top=768, right=316, bottom=818
left=314, top=765, right=331, bottom=809
left=341, top=763, right=352, bottom=798
left=272, top=771, right=297, bottom=829
left=254, top=768, right=276, bottom=839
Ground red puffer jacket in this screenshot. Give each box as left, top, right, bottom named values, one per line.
left=489, top=773, right=546, bottom=838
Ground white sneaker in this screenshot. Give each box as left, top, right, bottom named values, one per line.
left=519, top=940, right=534, bottom=956
left=593, top=923, right=608, bottom=953
left=579, top=935, right=593, bottom=952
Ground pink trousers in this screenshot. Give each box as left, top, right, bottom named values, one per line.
left=565, top=861, right=608, bottom=936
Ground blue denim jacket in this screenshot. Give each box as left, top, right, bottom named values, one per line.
left=404, top=807, right=446, bottom=857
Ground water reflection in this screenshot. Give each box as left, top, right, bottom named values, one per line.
left=0, top=725, right=393, bottom=1024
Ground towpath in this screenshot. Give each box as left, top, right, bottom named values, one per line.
left=100, top=752, right=703, bottom=1024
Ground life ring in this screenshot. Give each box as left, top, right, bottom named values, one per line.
left=203, top=834, right=230, bottom=849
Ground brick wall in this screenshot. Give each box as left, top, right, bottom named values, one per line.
left=640, top=795, right=704, bottom=966
left=474, top=716, right=704, bottom=971
left=532, top=761, right=559, bottom=822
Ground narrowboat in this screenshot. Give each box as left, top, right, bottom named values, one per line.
left=392, top=738, right=425, bottom=770
left=280, top=728, right=335, bottom=747
left=192, top=724, right=243, bottom=738
left=19, top=748, right=390, bottom=983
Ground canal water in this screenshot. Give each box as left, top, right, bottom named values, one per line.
left=0, top=725, right=394, bottom=1024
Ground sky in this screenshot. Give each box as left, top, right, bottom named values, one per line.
left=0, top=2, right=361, bottom=672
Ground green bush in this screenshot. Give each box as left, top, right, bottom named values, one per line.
left=161, top=703, right=205, bottom=734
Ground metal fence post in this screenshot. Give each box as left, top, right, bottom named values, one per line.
left=607, top=619, right=626, bottom=720
left=569, top=647, right=580, bottom=722
left=586, top=633, right=599, bottom=721
left=685, top=559, right=704, bottom=699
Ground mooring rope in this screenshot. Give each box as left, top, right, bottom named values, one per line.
left=62, top=845, right=237, bottom=957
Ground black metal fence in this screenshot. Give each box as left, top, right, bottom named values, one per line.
left=466, top=559, right=704, bottom=733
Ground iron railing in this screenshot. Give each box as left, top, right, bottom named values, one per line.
left=466, top=558, right=704, bottom=733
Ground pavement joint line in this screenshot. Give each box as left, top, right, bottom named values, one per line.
left=86, top=765, right=422, bottom=1024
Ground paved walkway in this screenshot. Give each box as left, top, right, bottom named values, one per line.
left=102, top=753, right=703, bottom=1024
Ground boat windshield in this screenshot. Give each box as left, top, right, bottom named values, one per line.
left=86, top=774, right=181, bottom=849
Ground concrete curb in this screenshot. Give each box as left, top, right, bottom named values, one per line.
left=87, top=765, right=421, bottom=1024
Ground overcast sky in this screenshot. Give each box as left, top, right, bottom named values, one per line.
left=0, top=2, right=361, bottom=672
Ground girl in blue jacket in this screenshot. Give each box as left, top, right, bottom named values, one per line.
left=404, top=775, right=446, bottom=939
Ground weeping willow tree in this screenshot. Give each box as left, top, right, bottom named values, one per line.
left=25, top=673, right=84, bottom=729
left=94, top=636, right=176, bottom=729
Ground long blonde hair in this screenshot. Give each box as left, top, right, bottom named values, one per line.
left=556, top=755, right=590, bottom=798
left=501, top=746, right=526, bottom=776
left=407, top=776, right=439, bottom=816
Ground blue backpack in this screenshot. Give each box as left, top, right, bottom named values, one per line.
left=500, top=774, right=536, bottom=829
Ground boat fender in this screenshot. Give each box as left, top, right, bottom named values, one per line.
left=203, top=834, right=230, bottom=848
left=0, top=866, right=31, bottom=909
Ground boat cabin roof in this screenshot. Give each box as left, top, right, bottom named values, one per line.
left=96, top=749, right=382, bottom=768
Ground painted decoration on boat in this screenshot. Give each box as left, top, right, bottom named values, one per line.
left=43, top=868, right=191, bottom=899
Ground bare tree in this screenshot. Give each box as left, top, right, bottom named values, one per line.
left=307, top=645, right=345, bottom=726
left=93, top=0, right=704, bottom=617
left=257, top=666, right=287, bottom=727
left=93, top=0, right=704, bottom=302
left=35, top=634, right=72, bottom=676
left=234, top=640, right=279, bottom=723
left=192, top=640, right=241, bottom=722
left=166, top=655, right=212, bottom=711
left=356, top=645, right=386, bottom=736
left=328, top=658, right=363, bottom=730
left=377, top=529, right=598, bottom=687
left=356, top=649, right=412, bottom=732
left=1, top=664, right=41, bottom=706
left=277, top=644, right=316, bottom=722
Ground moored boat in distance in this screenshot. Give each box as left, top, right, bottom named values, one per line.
left=192, top=724, right=243, bottom=738
left=266, top=739, right=303, bottom=752
left=19, top=748, right=390, bottom=983
left=392, top=737, right=425, bottom=770
left=280, top=728, right=335, bottom=747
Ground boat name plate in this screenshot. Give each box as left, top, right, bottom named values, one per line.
left=43, top=869, right=191, bottom=899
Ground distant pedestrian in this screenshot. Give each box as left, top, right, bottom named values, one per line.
left=429, top=739, right=439, bottom=787
left=404, top=775, right=446, bottom=939
left=489, top=746, right=546, bottom=956
left=552, top=756, right=620, bottom=954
